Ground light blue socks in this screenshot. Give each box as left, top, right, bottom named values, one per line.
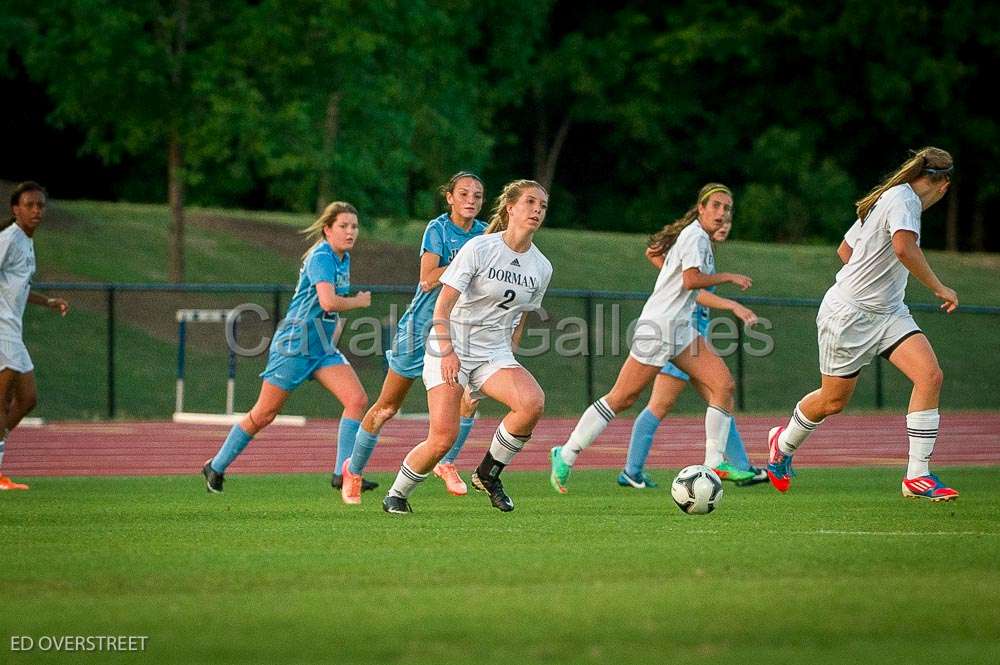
left=336, top=417, right=361, bottom=472
left=348, top=427, right=379, bottom=475
left=441, top=416, right=475, bottom=465
left=625, top=408, right=661, bottom=477
left=211, top=425, right=253, bottom=473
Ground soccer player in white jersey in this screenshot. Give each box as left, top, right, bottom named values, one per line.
left=383, top=180, right=553, bottom=514
left=550, top=183, right=752, bottom=494
left=340, top=173, right=487, bottom=504
left=1, top=182, right=70, bottom=491
left=766, top=147, right=960, bottom=500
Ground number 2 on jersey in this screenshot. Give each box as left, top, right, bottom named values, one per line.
left=498, top=289, right=516, bottom=310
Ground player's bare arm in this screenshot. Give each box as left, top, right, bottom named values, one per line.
left=891, top=230, right=958, bottom=313
left=27, top=292, right=69, bottom=316
left=837, top=240, right=853, bottom=264
left=316, top=282, right=371, bottom=312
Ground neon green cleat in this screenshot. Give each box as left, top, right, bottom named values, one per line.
left=713, top=461, right=756, bottom=483
left=550, top=446, right=571, bottom=494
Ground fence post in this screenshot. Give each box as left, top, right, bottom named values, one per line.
left=584, top=294, right=595, bottom=404
left=106, top=284, right=116, bottom=419
left=874, top=354, right=884, bottom=409
left=735, top=318, right=746, bottom=412
left=272, top=288, right=282, bottom=332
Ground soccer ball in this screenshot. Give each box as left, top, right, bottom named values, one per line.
left=670, top=465, right=723, bottom=515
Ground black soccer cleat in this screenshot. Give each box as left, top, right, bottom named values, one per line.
left=382, top=494, right=413, bottom=514
left=331, top=473, right=379, bottom=492
left=471, top=471, right=514, bottom=512
left=202, top=459, right=225, bottom=494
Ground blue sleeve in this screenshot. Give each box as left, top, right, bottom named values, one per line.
left=306, top=250, right=337, bottom=286
left=420, top=222, right=446, bottom=258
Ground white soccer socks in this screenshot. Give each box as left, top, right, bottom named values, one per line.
left=779, top=401, right=822, bottom=455
left=905, top=408, right=939, bottom=479
left=560, top=398, right=615, bottom=466
left=704, top=405, right=732, bottom=468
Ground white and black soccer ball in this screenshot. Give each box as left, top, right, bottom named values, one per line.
left=670, top=465, right=723, bottom=515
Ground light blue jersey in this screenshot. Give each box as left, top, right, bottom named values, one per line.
left=272, top=242, right=350, bottom=358
left=388, top=214, right=486, bottom=378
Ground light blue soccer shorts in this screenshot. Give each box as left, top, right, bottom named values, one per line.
left=386, top=345, right=425, bottom=380
left=659, top=361, right=690, bottom=382
left=260, top=348, right=349, bottom=391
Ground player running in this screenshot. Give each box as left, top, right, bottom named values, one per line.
left=550, top=183, right=752, bottom=494
left=339, top=172, right=487, bottom=504
left=201, top=201, right=371, bottom=493
left=382, top=180, right=553, bottom=514
left=766, top=147, right=960, bottom=500
left=621, top=214, right=766, bottom=489
left=1, top=182, right=70, bottom=491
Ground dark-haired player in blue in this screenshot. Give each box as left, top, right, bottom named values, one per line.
left=202, top=201, right=371, bottom=493
left=340, top=172, right=486, bottom=504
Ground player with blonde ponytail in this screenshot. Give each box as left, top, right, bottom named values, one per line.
left=766, top=147, right=960, bottom=501
left=202, top=201, right=371, bottom=494
left=551, top=183, right=753, bottom=494
left=383, top=180, right=553, bottom=514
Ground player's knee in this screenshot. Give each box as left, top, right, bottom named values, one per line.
left=647, top=395, right=676, bottom=419
left=519, top=390, right=545, bottom=424
left=253, top=407, right=279, bottom=428
left=823, top=396, right=848, bottom=415
left=372, top=402, right=399, bottom=426
left=428, top=430, right=458, bottom=456
left=345, top=390, right=368, bottom=415
left=923, top=366, right=944, bottom=392
left=21, top=393, right=38, bottom=414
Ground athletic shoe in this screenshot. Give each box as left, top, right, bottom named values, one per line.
left=736, top=465, right=770, bottom=487
left=382, top=494, right=413, bottom=514
left=549, top=446, right=571, bottom=494
left=470, top=470, right=514, bottom=512
left=0, top=475, right=29, bottom=490
left=617, top=470, right=658, bottom=489
left=433, top=463, right=468, bottom=496
left=340, top=459, right=362, bottom=505
left=902, top=474, right=959, bottom=502
left=713, top=461, right=756, bottom=483
left=766, top=426, right=795, bottom=493
left=331, top=472, right=379, bottom=493
left=202, top=460, right=224, bottom=494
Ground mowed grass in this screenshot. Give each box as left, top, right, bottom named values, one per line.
left=2, top=468, right=998, bottom=664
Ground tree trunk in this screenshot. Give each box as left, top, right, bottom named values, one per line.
left=168, top=131, right=185, bottom=283
left=971, top=202, right=985, bottom=252
left=945, top=177, right=959, bottom=251
left=166, top=0, right=189, bottom=283
left=316, top=91, right=342, bottom=214
left=531, top=89, right=570, bottom=191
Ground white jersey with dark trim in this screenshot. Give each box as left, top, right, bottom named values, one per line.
left=835, top=184, right=922, bottom=314
left=0, top=224, right=35, bottom=343
left=638, top=220, right=714, bottom=332
left=437, top=233, right=552, bottom=361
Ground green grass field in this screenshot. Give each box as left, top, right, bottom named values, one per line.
left=3, top=468, right=998, bottom=664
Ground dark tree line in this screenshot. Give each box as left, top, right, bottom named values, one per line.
left=2, top=0, right=997, bottom=280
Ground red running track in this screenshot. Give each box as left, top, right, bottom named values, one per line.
left=4, top=414, right=998, bottom=477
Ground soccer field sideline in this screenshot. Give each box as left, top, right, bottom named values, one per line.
left=5, top=412, right=998, bottom=478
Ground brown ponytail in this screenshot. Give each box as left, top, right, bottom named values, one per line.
left=855, top=147, right=952, bottom=223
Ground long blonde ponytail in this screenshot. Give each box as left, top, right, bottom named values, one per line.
left=855, top=147, right=953, bottom=223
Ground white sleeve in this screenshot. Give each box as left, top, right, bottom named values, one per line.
left=678, top=232, right=710, bottom=272
left=440, top=238, right=480, bottom=292
left=887, top=196, right=921, bottom=239
left=529, top=263, right=553, bottom=309
left=0, top=230, right=14, bottom=271
left=843, top=219, right=863, bottom=248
